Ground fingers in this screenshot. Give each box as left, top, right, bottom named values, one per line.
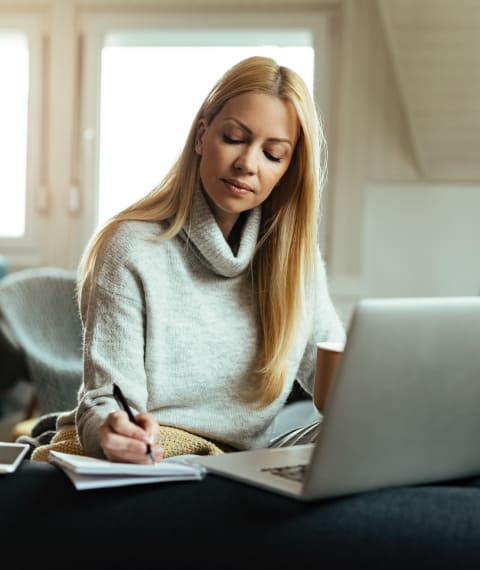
left=108, top=410, right=150, bottom=442
left=99, top=410, right=163, bottom=464
left=136, top=412, right=160, bottom=446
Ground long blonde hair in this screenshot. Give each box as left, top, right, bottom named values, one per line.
left=78, top=55, right=326, bottom=406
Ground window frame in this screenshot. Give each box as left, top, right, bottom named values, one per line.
left=0, top=12, right=47, bottom=267
left=78, top=8, right=334, bottom=250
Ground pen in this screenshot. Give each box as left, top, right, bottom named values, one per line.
left=112, top=383, right=156, bottom=464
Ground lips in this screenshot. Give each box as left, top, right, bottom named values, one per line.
left=222, top=178, right=254, bottom=192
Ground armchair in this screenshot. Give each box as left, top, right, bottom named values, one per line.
left=0, top=267, right=82, bottom=420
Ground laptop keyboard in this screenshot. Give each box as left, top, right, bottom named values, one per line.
left=261, top=464, right=307, bottom=483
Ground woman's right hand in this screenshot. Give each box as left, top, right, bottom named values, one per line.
left=98, top=410, right=164, bottom=464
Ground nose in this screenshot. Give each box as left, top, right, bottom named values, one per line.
left=233, top=146, right=258, bottom=175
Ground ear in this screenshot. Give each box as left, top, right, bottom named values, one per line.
left=195, top=119, right=207, bottom=155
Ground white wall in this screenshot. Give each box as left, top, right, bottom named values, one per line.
left=363, top=183, right=480, bottom=298
left=324, top=0, right=480, bottom=324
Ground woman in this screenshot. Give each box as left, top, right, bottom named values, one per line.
left=56, top=55, right=345, bottom=463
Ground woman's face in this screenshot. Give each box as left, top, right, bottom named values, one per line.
left=195, top=91, right=299, bottom=238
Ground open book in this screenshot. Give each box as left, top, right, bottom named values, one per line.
left=49, top=450, right=206, bottom=490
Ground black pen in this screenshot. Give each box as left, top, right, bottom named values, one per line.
left=112, top=383, right=156, bottom=464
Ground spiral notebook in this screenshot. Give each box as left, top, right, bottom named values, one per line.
left=49, top=450, right=206, bottom=490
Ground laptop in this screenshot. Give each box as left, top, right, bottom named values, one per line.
left=196, top=297, right=480, bottom=501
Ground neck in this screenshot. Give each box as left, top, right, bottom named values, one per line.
left=216, top=214, right=239, bottom=241
left=225, top=213, right=247, bottom=253
left=200, top=186, right=243, bottom=244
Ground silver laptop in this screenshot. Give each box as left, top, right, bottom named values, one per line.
left=197, top=297, right=480, bottom=501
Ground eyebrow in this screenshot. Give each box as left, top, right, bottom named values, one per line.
left=224, top=117, right=294, bottom=147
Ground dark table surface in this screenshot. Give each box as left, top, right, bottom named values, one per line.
left=3, top=459, right=480, bottom=569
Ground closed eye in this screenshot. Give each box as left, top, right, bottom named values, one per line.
left=224, top=134, right=282, bottom=162
left=264, top=151, right=281, bottom=163
left=223, top=134, right=243, bottom=144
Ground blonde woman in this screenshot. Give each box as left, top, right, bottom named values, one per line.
left=57, top=55, right=345, bottom=463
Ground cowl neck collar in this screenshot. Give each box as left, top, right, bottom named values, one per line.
left=179, top=186, right=261, bottom=278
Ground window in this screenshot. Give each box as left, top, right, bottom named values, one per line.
left=97, top=36, right=314, bottom=226
left=79, top=10, right=331, bottom=243
left=0, top=12, right=45, bottom=268
left=0, top=6, right=334, bottom=270
left=0, top=31, right=29, bottom=238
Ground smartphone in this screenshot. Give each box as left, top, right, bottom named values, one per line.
left=0, top=442, right=29, bottom=474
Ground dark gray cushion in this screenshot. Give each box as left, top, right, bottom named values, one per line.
left=2, top=460, right=480, bottom=569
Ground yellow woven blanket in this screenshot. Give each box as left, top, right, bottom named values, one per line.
left=31, top=424, right=226, bottom=462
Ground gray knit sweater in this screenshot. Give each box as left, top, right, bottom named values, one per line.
left=59, top=188, right=345, bottom=458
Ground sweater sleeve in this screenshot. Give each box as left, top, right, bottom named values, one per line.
left=295, top=251, right=346, bottom=396
left=75, top=225, right=150, bottom=458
